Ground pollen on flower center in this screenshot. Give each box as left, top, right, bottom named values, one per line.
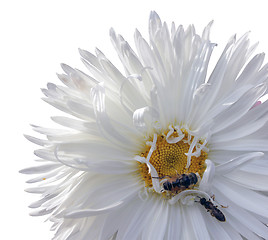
left=138, top=128, right=208, bottom=193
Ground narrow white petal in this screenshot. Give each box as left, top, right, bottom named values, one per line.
left=67, top=100, right=95, bottom=120
left=213, top=187, right=265, bottom=240
left=20, top=163, right=61, bottom=174
left=118, top=199, right=153, bottom=239
left=189, top=205, right=211, bottom=240
left=101, top=198, right=142, bottom=240
left=90, top=82, right=136, bottom=150
left=165, top=204, right=182, bottom=239
left=180, top=206, right=197, bottom=240
left=24, top=135, right=51, bottom=146
left=133, top=106, right=159, bottom=133
left=51, top=116, right=98, bottom=134
left=212, top=99, right=268, bottom=143
left=202, top=209, right=233, bottom=240
left=142, top=198, right=169, bottom=240
left=236, top=53, right=265, bottom=85
left=214, top=177, right=268, bottom=219
left=182, top=41, right=216, bottom=124
left=220, top=225, right=243, bottom=240
left=211, top=83, right=267, bottom=134
left=225, top=170, right=268, bottom=191
left=79, top=48, right=102, bottom=70
left=25, top=186, right=52, bottom=194
left=211, top=138, right=268, bottom=152
left=75, top=159, right=137, bottom=174
left=215, top=152, right=264, bottom=175
left=199, top=159, right=215, bottom=193
left=30, top=208, right=54, bottom=216
left=64, top=201, right=123, bottom=218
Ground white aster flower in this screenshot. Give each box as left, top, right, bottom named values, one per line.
left=21, top=11, right=268, bottom=240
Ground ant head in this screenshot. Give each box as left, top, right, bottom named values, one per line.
left=195, top=196, right=206, bottom=204
left=200, top=198, right=206, bottom=205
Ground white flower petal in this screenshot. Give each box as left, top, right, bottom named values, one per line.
left=142, top=198, right=169, bottom=240
left=211, top=83, right=267, bottom=134
left=26, top=167, right=67, bottom=184
left=210, top=100, right=268, bottom=143
left=133, top=106, right=159, bottom=133
left=116, top=198, right=153, bottom=239
left=189, top=35, right=235, bottom=128
left=226, top=205, right=267, bottom=240
left=225, top=170, right=268, bottom=191
left=79, top=48, right=102, bottom=71
left=214, top=177, right=268, bottom=220
left=214, top=33, right=253, bottom=100
left=165, top=204, right=182, bottom=239
left=100, top=197, right=144, bottom=240
left=188, top=205, right=211, bottom=240
left=90, top=82, right=138, bottom=150
left=211, top=138, right=268, bottom=152
left=19, top=163, right=61, bottom=174
left=180, top=205, right=198, bottom=240
left=199, top=159, right=215, bottom=193
left=64, top=201, right=123, bottom=218
left=66, top=100, right=95, bottom=120
left=213, top=188, right=265, bottom=240
left=51, top=116, right=99, bottom=135
left=215, top=152, right=264, bottom=175
left=202, top=209, right=234, bottom=240
left=182, top=41, right=216, bottom=124
left=75, top=159, right=137, bottom=174
left=236, top=53, right=265, bottom=85
left=24, top=134, right=51, bottom=147
left=240, top=158, right=268, bottom=174
left=55, top=141, right=133, bottom=164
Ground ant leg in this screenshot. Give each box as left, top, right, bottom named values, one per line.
left=211, top=194, right=215, bottom=201
left=211, top=194, right=228, bottom=208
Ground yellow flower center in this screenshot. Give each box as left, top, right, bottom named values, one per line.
left=138, top=128, right=207, bottom=194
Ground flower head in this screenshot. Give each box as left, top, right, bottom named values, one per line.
left=21, top=12, right=268, bottom=239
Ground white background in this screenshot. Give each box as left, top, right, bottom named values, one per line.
left=1, top=0, right=268, bottom=239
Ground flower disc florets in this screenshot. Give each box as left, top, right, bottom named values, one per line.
left=138, top=126, right=208, bottom=197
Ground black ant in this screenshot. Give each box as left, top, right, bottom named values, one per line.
left=195, top=196, right=226, bottom=222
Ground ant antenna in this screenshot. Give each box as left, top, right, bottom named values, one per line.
left=194, top=195, right=202, bottom=202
